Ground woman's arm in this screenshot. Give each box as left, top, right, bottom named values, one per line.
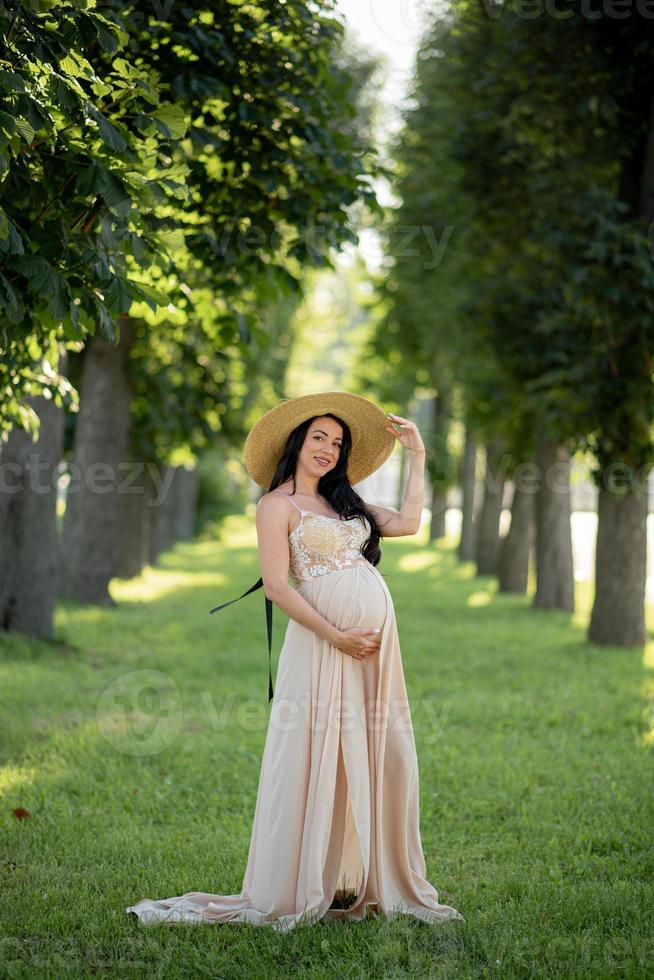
left=363, top=447, right=426, bottom=537
left=255, top=493, right=343, bottom=645
left=364, top=411, right=427, bottom=537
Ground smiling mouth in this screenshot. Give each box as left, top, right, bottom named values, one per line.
left=314, top=456, right=331, bottom=467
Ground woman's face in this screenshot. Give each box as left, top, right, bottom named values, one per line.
left=299, top=415, right=343, bottom=478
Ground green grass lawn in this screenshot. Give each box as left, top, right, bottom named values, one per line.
left=1, top=514, right=653, bottom=978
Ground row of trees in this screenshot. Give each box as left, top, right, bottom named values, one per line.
left=362, top=2, right=654, bottom=647
left=0, top=1, right=381, bottom=635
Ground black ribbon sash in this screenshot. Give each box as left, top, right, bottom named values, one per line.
left=210, top=564, right=393, bottom=705
left=209, top=578, right=274, bottom=703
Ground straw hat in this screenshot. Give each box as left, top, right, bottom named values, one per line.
left=244, top=391, right=396, bottom=490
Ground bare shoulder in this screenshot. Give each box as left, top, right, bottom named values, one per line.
left=256, top=491, right=291, bottom=526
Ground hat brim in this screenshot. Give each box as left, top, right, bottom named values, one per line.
left=244, top=391, right=396, bottom=490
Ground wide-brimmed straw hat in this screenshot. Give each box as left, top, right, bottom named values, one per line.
left=244, top=390, right=396, bottom=490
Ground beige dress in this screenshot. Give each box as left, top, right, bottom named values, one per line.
left=126, top=491, right=464, bottom=931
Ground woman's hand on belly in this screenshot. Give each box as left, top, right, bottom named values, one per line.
left=333, top=626, right=381, bottom=661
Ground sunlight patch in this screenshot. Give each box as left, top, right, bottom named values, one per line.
left=396, top=552, right=440, bottom=573
left=467, top=591, right=491, bottom=608
left=111, top=568, right=227, bottom=602
left=0, top=764, right=36, bottom=797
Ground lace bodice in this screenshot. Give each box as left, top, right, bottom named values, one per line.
left=273, top=491, right=371, bottom=587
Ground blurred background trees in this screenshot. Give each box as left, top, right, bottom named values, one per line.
left=0, top=0, right=382, bottom=631
left=1, top=0, right=652, bottom=652
left=376, top=1, right=654, bottom=647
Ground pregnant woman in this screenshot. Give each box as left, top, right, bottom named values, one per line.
left=126, top=391, right=464, bottom=931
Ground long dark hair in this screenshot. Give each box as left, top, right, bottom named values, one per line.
left=266, top=412, right=384, bottom=567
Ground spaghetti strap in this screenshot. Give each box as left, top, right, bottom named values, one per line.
left=272, top=490, right=305, bottom=514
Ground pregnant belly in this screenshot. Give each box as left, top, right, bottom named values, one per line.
left=297, top=561, right=390, bottom=634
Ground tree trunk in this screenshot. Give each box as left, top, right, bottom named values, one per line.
left=114, top=462, right=154, bottom=579
left=588, top=476, right=648, bottom=646
left=475, top=436, right=507, bottom=576
left=59, top=316, right=136, bottom=605
left=172, top=465, right=199, bottom=541
left=430, top=483, right=447, bottom=540
left=533, top=429, right=574, bottom=612
left=427, top=385, right=451, bottom=541
left=587, top=89, right=654, bottom=645
left=149, top=463, right=177, bottom=565
left=458, top=426, right=477, bottom=562
left=0, top=361, right=66, bottom=636
left=499, top=478, right=535, bottom=593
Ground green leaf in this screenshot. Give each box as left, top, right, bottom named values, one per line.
left=15, top=117, right=35, bottom=144
left=49, top=76, right=81, bottom=117
left=91, top=80, right=113, bottom=99
left=77, top=162, right=131, bottom=217
left=48, top=278, right=71, bottom=319
left=150, top=104, right=188, bottom=141
left=129, top=280, right=169, bottom=312
left=0, top=210, right=24, bottom=255
left=0, top=69, right=26, bottom=93
left=113, top=58, right=144, bottom=80
left=11, top=255, right=69, bottom=319
left=59, top=54, right=87, bottom=78
left=0, top=273, right=23, bottom=323
left=104, top=276, right=133, bottom=313
left=94, top=298, right=117, bottom=340
left=95, top=21, right=120, bottom=56
left=12, top=255, right=59, bottom=291
left=15, top=94, right=51, bottom=133
left=87, top=105, right=128, bottom=153
left=128, top=232, right=149, bottom=266
left=0, top=111, right=17, bottom=139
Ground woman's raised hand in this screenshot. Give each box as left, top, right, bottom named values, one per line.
left=385, top=412, right=425, bottom=455
left=334, top=626, right=382, bottom=660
